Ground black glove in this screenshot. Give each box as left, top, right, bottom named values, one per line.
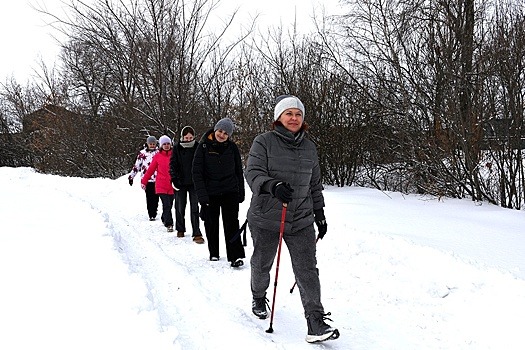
left=272, top=182, right=294, bottom=203
left=128, top=178, right=133, bottom=186
left=171, top=179, right=181, bottom=191
left=314, top=209, right=327, bottom=239
left=199, top=204, right=209, bottom=222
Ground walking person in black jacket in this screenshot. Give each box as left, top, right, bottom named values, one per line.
left=192, top=117, right=245, bottom=267
left=245, top=95, right=339, bottom=343
left=170, top=126, right=204, bottom=244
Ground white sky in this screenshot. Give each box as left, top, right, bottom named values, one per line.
left=0, top=0, right=66, bottom=82
left=0, top=0, right=340, bottom=83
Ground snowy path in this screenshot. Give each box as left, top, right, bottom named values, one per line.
left=75, top=177, right=352, bottom=349
left=1, top=167, right=524, bottom=349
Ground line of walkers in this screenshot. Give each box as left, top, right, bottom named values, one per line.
left=126, top=95, right=338, bottom=343
left=128, top=119, right=245, bottom=268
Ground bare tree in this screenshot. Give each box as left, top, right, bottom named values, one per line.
left=27, top=0, right=250, bottom=177
left=321, top=0, right=494, bottom=197
left=481, top=2, right=525, bottom=209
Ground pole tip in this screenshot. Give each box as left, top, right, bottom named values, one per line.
left=266, top=327, right=274, bottom=333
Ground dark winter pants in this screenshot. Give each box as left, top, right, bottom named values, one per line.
left=175, top=186, right=201, bottom=236
left=145, top=182, right=159, bottom=219
left=250, top=223, right=323, bottom=317
left=204, top=194, right=245, bottom=262
left=159, top=193, right=174, bottom=227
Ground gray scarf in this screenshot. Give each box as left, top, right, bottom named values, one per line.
left=180, top=140, right=195, bottom=148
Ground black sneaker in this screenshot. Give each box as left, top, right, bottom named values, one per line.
left=231, top=258, right=244, bottom=268
left=252, top=295, right=269, bottom=319
left=305, top=311, right=340, bottom=343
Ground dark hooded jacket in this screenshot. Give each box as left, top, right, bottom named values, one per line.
left=192, top=129, right=245, bottom=204
left=170, top=139, right=197, bottom=188
left=245, top=123, right=324, bottom=233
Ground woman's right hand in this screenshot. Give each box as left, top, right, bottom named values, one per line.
left=199, top=203, right=209, bottom=222
left=272, top=182, right=294, bottom=203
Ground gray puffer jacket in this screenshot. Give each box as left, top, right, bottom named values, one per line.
left=245, top=124, right=325, bottom=233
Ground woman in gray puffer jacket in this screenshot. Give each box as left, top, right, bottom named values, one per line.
left=245, top=95, right=339, bottom=343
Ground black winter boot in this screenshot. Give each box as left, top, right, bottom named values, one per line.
left=231, top=258, right=244, bottom=268
left=305, top=311, right=340, bottom=343
left=252, top=295, right=269, bottom=319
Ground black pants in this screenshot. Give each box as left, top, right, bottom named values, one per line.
left=145, top=182, right=159, bottom=218
left=204, top=194, right=245, bottom=262
left=175, top=185, right=201, bottom=236
left=159, top=193, right=174, bottom=227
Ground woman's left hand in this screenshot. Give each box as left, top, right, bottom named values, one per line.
left=314, top=209, right=327, bottom=239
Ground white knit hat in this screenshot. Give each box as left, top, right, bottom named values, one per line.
left=274, top=95, right=305, bottom=121
left=158, top=135, right=171, bottom=145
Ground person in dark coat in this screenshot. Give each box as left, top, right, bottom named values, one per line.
left=192, top=117, right=245, bottom=267
left=245, top=95, right=339, bottom=343
left=170, top=126, right=204, bottom=244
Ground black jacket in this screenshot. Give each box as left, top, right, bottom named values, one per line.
left=170, top=140, right=197, bottom=188
left=192, top=129, right=245, bottom=204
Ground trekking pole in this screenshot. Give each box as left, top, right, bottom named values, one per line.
left=290, top=236, right=319, bottom=293
left=266, top=203, right=288, bottom=334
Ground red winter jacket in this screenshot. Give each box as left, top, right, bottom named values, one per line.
left=141, top=149, right=174, bottom=195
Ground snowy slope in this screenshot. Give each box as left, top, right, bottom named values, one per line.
left=1, top=167, right=524, bottom=349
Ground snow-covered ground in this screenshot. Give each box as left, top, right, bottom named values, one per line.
left=1, top=167, right=524, bottom=349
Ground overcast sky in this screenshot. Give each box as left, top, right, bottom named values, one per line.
left=0, top=0, right=339, bottom=83
left=0, top=0, right=65, bottom=82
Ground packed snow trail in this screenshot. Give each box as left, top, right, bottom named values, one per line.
left=75, top=178, right=349, bottom=349
left=73, top=172, right=525, bottom=349
left=2, top=168, right=525, bottom=349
